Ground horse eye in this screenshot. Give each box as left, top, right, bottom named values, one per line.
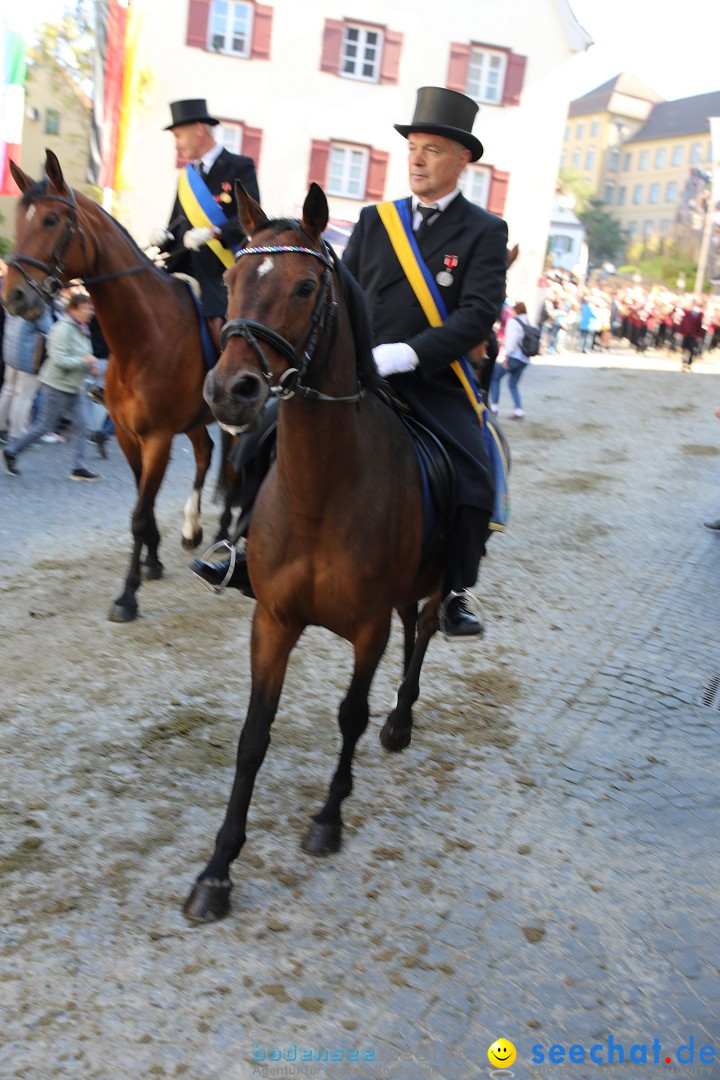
left=43, top=212, right=60, bottom=227
left=296, top=279, right=316, bottom=299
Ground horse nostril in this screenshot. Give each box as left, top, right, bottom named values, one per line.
left=230, top=373, right=264, bottom=402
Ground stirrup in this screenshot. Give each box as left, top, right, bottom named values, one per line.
left=437, top=589, right=481, bottom=635
left=195, top=539, right=238, bottom=594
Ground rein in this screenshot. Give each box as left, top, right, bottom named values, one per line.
left=220, top=241, right=365, bottom=404
left=7, top=187, right=150, bottom=304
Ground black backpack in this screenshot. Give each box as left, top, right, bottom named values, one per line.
left=520, top=321, right=541, bottom=357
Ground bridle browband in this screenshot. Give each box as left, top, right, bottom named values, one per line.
left=6, top=185, right=150, bottom=304
left=220, top=240, right=365, bottom=404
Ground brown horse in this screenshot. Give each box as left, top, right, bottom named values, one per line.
left=184, top=183, right=476, bottom=923
left=2, top=150, right=232, bottom=622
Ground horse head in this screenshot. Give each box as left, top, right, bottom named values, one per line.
left=3, top=150, right=91, bottom=319
left=203, top=183, right=337, bottom=435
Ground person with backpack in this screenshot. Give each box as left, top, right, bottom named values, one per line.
left=489, top=301, right=538, bottom=419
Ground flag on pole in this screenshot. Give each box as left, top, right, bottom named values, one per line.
left=0, top=16, right=27, bottom=196
left=114, top=1, right=142, bottom=192
left=88, top=0, right=137, bottom=203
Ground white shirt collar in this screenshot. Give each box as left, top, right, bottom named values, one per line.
left=198, top=142, right=223, bottom=172
left=412, top=188, right=461, bottom=213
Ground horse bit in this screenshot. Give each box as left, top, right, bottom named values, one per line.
left=7, top=185, right=148, bottom=304
left=220, top=240, right=365, bottom=404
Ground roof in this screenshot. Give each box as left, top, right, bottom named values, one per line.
left=625, top=90, right=720, bottom=143
left=568, top=73, right=664, bottom=118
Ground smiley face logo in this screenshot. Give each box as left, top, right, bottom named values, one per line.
left=488, top=1039, right=517, bottom=1068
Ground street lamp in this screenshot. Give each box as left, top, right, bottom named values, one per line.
left=694, top=119, right=720, bottom=294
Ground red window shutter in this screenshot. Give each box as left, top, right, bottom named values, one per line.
left=446, top=42, right=470, bottom=92
left=251, top=4, right=273, bottom=60
left=365, top=149, right=389, bottom=201
left=502, top=52, right=527, bottom=106
left=320, top=19, right=344, bottom=75
left=242, top=125, right=263, bottom=168
left=379, top=29, right=403, bottom=85
left=186, top=0, right=210, bottom=48
left=487, top=169, right=510, bottom=216
left=308, top=139, right=331, bottom=187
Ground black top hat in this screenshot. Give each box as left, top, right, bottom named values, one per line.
left=164, top=98, right=219, bottom=131
left=395, top=86, right=483, bottom=161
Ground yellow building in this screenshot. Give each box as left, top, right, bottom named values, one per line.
left=560, top=75, right=720, bottom=261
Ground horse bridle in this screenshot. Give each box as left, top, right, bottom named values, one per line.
left=220, top=240, right=365, bottom=404
left=7, top=186, right=148, bottom=304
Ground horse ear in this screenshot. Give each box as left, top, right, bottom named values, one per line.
left=44, top=149, right=69, bottom=195
left=235, top=182, right=267, bottom=236
left=9, top=159, right=34, bottom=193
left=301, top=183, right=329, bottom=241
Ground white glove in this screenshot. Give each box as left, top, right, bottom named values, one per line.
left=372, top=342, right=419, bottom=377
left=149, top=227, right=174, bottom=248
left=183, top=226, right=217, bottom=251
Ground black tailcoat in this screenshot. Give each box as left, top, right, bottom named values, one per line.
left=342, top=193, right=508, bottom=512
left=165, top=148, right=260, bottom=318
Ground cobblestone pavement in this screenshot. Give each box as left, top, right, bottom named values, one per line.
left=1, top=344, right=719, bottom=1079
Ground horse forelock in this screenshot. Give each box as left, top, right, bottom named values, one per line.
left=19, top=178, right=49, bottom=209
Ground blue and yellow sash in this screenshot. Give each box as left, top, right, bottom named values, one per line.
left=177, top=164, right=238, bottom=270
left=376, top=199, right=509, bottom=530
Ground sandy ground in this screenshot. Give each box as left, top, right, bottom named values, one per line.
left=1, top=341, right=719, bottom=1078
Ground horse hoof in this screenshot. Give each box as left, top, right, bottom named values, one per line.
left=108, top=602, right=138, bottom=623
left=142, top=563, right=163, bottom=581
left=183, top=878, right=232, bottom=923
left=301, top=821, right=342, bottom=857
left=380, top=718, right=412, bottom=753
left=181, top=529, right=203, bottom=552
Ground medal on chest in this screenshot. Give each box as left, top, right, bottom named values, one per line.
left=436, top=254, right=458, bottom=287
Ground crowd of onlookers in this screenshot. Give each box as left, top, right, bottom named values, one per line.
left=533, top=272, right=720, bottom=367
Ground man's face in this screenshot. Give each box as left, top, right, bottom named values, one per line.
left=74, top=302, right=94, bottom=324
left=407, top=132, right=470, bottom=203
left=172, top=122, right=208, bottom=161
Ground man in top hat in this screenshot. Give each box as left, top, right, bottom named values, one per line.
left=150, top=98, right=260, bottom=349
left=342, top=85, right=508, bottom=636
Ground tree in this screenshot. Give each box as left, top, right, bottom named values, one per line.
left=578, top=197, right=627, bottom=266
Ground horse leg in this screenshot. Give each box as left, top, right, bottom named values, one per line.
left=183, top=609, right=302, bottom=923
left=398, top=602, right=419, bottom=675
left=181, top=426, right=214, bottom=551
left=302, top=620, right=390, bottom=856
left=109, top=436, right=172, bottom=622
left=380, top=596, right=440, bottom=753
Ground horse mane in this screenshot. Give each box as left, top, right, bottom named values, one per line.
left=258, top=219, right=379, bottom=393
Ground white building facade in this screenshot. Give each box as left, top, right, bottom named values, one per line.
left=116, top=0, right=590, bottom=314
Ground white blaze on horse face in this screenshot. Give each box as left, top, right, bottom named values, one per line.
left=257, top=256, right=274, bottom=278
left=26, top=204, right=36, bottom=222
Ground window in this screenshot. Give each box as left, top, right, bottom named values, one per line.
left=341, top=24, right=383, bottom=81
left=308, top=139, right=389, bottom=201
left=218, top=123, right=243, bottom=154
left=627, top=221, right=637, bottom=238
left=649, top=182, right=660, bottom=204
left=617, top=186, right=626, bottom=206
left=660, top=219, right=671, bottom=234
left=564, top=126, right=570, bottom=141
left=560, top=151, right=567, bottom=168
left=459, top=165, right=491, bottom=208
left=609, top=148, right=619, bottom=172
left=572, top=150, right=580, bottom=168
left=550, top=234, right=573, bottom=254
left=654, top=148, right=666, bottom=168
left=467, top=48, right=507, bottom=105
left=665, top=180, right=678, bottom=202
left=576, top=122, right=585, bottom=138
left=585, top=148, right=595, bottom=171
left=590, top=120, right=599, bottom=137
left=623, top=152, right=632, bottom=171
left=191, top=120, right=262, bottom=168
left=632, top=184, right=643, bottom=205
left=672, top=145, right=683, bottom=166
left=328, top=144, right=368, bottom=198
left=638, top=150, right=649, bottom=170
left=643, top=220, right=653, bottom=238
left=208, top=0, right=253, bottom=55
left=45, top=109, right=60, bottom=136
left=447, top=42, right=526, bottom=107
left=187, top=1, right=273, bottom=60
left=321, top=19, right=402, bottom=84
left=604, top=182, right=615, bottom=204
left=690, top=142, right=701, bottom=164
